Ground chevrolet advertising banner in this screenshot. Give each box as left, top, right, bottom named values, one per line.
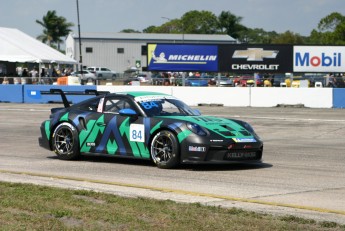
left=293, top=46, right=345, bottom=73
left=147, top=44, right=218, bottom=72
left=218, top=45, right=293, bottom=73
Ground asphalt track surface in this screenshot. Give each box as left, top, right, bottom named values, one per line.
left=0, top=103, right=345, bottom=224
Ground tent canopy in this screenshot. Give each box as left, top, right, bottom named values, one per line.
left=0, top=27, right=77, bottom=64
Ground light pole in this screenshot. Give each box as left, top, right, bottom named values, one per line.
left=76, top=0, right=83, bottom=72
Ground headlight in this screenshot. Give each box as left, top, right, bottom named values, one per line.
left=187, top=123, right=208, bottom=136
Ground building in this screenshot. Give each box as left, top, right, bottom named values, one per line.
left=65, top=32, right=236, bottom=73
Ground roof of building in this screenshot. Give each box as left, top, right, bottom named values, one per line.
left=70, top=32, right=237, bottom=43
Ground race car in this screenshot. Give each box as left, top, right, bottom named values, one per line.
left=39, top=89, right=263, bottom=168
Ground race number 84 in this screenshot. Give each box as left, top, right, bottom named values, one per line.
left=129, top=124, right=145, bottom=142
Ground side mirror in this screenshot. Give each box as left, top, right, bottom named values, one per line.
left=193, top=109, right=201, bottom=116
left=119, top=108, right=138, bottom=117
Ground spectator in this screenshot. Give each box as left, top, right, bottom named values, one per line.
left=2, top=76, right=9, bottom=84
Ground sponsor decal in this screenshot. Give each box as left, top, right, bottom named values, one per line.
left=86, top=142, right=96, bottom=147
left=232, top=138, right=256, bottom=143
left=210, top=139, right=224, bottom=142
left=293, top=46, right=345, bottom=72
left=232, top=64, right=279, bottom=70
left=188, top=146, right=207, bottom=152
left=147, top=44, right=218, bottom=71
left=226, top=151, right=256, bottom=159
left=232, top=48, right=279, bottom=61
left=134, top=95, right=175, bottom=103
left=231, top=48, right=279, bottom=71
left=218, top=45, right=293, bottom=73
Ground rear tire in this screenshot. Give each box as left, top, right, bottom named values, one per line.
left=52, top=122, right=80, bottom=160
left=150, top=130, right=179, bottom=169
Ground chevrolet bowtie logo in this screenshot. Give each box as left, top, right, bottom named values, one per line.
left=232, top=48, right=279, bottom=61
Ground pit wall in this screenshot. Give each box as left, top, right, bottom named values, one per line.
left=0, top=85, right=343, bottom=108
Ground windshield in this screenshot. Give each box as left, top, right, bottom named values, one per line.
left=135, top=96, right=200, bottom=117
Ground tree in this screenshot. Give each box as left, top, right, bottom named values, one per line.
left=218, top=11, right=247, bottom=39
left=180, top=10, right=219, bottom=34
left=36, top=10, right=74, bottom=50
left=309, top=12, right=345, bottom=45
left=271, top=30, right=305, bottom=44
left=120, top=29, right=141, bottom=33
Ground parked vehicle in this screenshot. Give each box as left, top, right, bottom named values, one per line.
left=70, top=70, right=96, bottom=84
left=234, top=76, right=263, bottom=87
left=87, top=67, right=117, bottom=80
left=211, top=76, right=233, bottom=87
left=185, top=77, right=209, bottom=87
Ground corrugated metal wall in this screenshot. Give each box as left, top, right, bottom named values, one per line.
left=73, top=39, right=146, bottom=73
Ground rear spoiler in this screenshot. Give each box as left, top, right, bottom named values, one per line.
left=41, top=89, right=109, bottom=108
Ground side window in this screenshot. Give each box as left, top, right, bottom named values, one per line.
left=101, top=68, right=107, bottom=71
left=76, top=98, right=101, bottom=112
left=104, top=97, right=134, bottom=114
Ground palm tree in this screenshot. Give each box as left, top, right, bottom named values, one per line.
left=36, top=10, right=74, bottom=50
left=218, top=11, right=247, bottom=39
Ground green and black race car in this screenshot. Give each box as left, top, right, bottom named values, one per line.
left=39, top=89, right=263, bottom=169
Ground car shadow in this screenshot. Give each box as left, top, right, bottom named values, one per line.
left=47, top=155, right=155, bottom=167
left=47, top=155, right=272, bottom=171
left=181, top=162, right=273, bottom=171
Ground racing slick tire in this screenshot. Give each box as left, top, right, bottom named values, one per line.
left=52, top=122, right=80, bottom=160
left=150, top=130, right=180, bottom=169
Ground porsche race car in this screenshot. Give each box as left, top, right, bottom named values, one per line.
left=39, top=89, right=263, bottom=168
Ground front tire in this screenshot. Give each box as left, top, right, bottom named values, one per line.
left=52, top=122, right=80, bottom=160
left=150, top=130, right=179, bottom=169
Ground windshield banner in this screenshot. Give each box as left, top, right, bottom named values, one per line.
left=147, top=44, right=218, bottom=72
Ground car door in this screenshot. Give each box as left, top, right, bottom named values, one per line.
left=93, top=96, right=151, bottom=159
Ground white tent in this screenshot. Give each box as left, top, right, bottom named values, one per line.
left=0, top=27, right=77, bottom=64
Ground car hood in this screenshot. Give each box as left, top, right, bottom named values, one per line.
left=159, top=115, right=254, bottom=139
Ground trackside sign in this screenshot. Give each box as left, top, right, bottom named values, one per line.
left=147, top=44, right=218, bottom=71
left=218, top=45, right=293, bottom=73
left=294, top=46, right=345, bottom=72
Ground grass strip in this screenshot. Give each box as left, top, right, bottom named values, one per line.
left=0, top=182, right=344, bottom=231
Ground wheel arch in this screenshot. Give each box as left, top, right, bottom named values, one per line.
left=49, top=120, right=80, bottom=149
left=149, top=125, right=182, bottom=160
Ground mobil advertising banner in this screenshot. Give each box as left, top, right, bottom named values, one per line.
left=218, top=44, right=293, bottom=73
left=294, top=46, right=345, bottom=73
left=147, top=44, right=218, bottom=72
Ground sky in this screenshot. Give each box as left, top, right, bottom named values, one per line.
left=1, top=0, right=344, bottom=40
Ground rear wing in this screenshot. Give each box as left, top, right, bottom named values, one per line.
left=40, top=89, right=109, bottom=108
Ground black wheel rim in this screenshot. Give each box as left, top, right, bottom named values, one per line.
left=54, top=127, right=74, bottom=155
left=151, top=134, right=173, bottom=163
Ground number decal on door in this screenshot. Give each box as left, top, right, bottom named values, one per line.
left=129, top=124, right=145, bottom=142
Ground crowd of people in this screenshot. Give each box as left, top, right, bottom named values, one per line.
left=1, top=66, right=73, bottom=85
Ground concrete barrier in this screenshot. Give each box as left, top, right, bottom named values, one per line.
left=0, top=85, right=342, bottom=108
left=250, top=88, right=333, bottom=108
left=97, top=86, right=333, bottom=108
left=0, top=85, right=23, bottom=103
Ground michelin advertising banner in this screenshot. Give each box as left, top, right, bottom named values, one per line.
left=147, top=44, right=218, bottom=72
left=294, top=46, right=345, bottom=73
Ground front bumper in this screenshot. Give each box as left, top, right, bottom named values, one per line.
left=180, top=135, right=263, bottom=164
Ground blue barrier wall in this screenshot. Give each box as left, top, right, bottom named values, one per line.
left=0, top=85, right=23, bottom=103
left=23, top=85, right=97, bottom=104
left=333, top=89, right=345, bottom=108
